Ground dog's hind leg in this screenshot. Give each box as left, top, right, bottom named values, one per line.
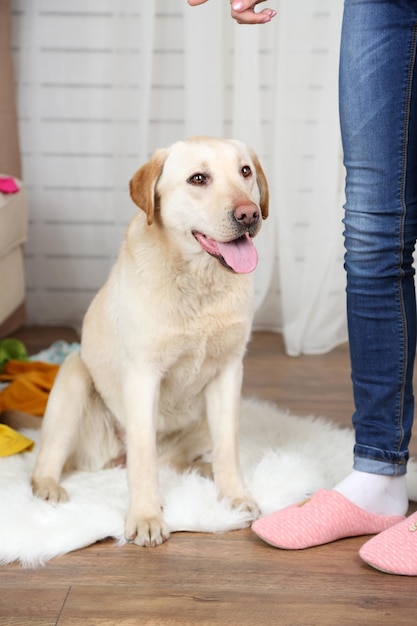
left=157, top=419, right=213, bottom=477
left=31, top=350, right=93, bottom=503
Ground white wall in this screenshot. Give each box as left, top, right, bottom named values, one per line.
left=11, top=0, right=347, bottom=354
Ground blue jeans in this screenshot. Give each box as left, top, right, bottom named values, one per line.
left=340, top=0, right=417, bottom=475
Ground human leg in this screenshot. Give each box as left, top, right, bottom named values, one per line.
left=336, top=0, right=417, bottom=515
left=252, top=0, right=417, bottom=549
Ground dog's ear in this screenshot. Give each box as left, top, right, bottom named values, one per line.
left=249, top=149, right=269, bottom=220
left=129, top=148, right=168, bottom=225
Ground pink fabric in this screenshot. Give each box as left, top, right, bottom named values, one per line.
left=0, top=177, right=19, bottom=194
left=359, top=510, right=417, bottom=576
left=251, top=489, right=405, bottom=550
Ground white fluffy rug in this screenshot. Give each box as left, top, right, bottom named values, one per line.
left=1, top=397, right=417, bottom=567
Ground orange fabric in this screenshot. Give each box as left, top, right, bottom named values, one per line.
left=0, top=360, right=59, bottom=416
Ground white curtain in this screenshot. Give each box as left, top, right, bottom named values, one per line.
left=10, top=0, right=347, bottom=355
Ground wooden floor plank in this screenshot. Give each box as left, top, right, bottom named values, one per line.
left=56, top=584, right=417, bottom=626
left=0, top=586, right=70, bottom=625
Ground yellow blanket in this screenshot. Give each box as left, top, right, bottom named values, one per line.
left=0, top=424, right=34, bottom=456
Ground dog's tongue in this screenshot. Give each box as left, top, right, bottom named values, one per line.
left=217, top=234, right=258, bottom=274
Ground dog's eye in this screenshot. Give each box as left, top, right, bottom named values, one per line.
left=241, top=165, right=252, bottom=178
left=187, top=173, right=208, bottom=185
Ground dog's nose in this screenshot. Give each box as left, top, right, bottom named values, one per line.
left=233, top=204, right=259, bottom=226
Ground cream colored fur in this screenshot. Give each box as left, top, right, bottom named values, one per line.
left=31, top=136, right=269, bottom=547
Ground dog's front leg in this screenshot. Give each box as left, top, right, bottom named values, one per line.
left=123, top=371, right=170, bottom=547
left=205, top=360, right=260, bottom=520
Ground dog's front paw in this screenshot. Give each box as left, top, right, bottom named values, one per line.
left=32, top=477, right=69, bottom=503
left=230, top=495, right=261, bottom=521
left=125, top=513, right=170, bottom=547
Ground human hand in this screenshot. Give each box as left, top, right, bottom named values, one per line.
left=187, top=0, right=277, bottom=25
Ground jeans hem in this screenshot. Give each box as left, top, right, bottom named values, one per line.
left=354, top=453, right=408, bottom=476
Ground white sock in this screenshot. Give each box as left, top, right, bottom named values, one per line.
left=334, top=469, right=409, bottom=516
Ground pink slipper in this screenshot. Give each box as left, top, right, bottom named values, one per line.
left=251, top=489, right=405, bottom=550
left=359, top=511, right=417, bottom=576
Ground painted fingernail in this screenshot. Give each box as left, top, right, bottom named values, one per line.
left=263, top=10, right=276, bottom=21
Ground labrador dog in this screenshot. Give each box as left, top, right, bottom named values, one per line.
left=32, top=136, right=269, bottom=547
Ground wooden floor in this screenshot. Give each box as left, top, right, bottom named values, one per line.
left=1, top=327, right=417, bottom=626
